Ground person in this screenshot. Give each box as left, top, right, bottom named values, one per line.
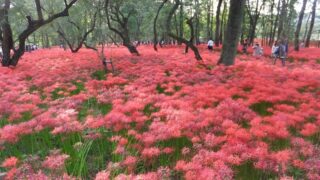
left=253, top=42, right=263, bottom=57
left=0, top=45, right=3, bottom=63
left=273, top=40, right=286, bottom=66
left=207, top=38, right=214, bottom=51
left=284, top=38, right=289, bottom=54
left=242, top=39, right=248, bottom=54
left=300, top=41, right=305, bottom=49
left=271, top=40, right=279, bottom=58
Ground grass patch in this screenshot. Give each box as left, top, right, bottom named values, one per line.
left=239, top=120, right=251, bottom=129
left=156, top=84, right=166, bottom=94
left=235, top=161, right=276, bottom=180
left=297, top=58, right=308, bottom=63
left=269, top=138, right=291, bottom=152
left=232, top=94, right=246, bottom=100
left=37, top=103, right=49, bottom=110
left=287, top=166, right=305, bottom=179
left=174, top=86, right=182, bottom=92
left=91, top=70, right=106, bottom=80
left=287, top=56, right=295, bottom=63
left=243, top=87, right=253, bottom=92
left=307, top=132, right=320, bottom=145
left=25, top=76, right=33, bottom=81
left=278, top=100, right=300, bottom=108
left=154, top=137, right=193, bottom=169
left=70, top=81, right=85, bottom=96
left=156, top=84, right=174, bottom=96
left=51, top=87, right=66, bottom=100
left=0, top=114, right=9, bottom=128
left=0, top=128, right=118, bottom=179
left=78, top=97, right=112, bottom=121
left=143, top=104, right=159, bottom=117
left=297, top=86, right=308, bottom=93
left=288, top=126, right=300, bottom=136
left=249, top=101, right=273, bottom=116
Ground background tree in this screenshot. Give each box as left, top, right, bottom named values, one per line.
left=218, top=0, right=246, bottom=66
left=164, top=0, right=202, bottom=60
left=305, top=0, right=318, bottom=47
left=294, top=0, right=308, bottom=51
left=0, top=0, right=78, bottom=67
left=104, top=0, right=139, bottom=55
left=56, top=1, right=98, bottom=53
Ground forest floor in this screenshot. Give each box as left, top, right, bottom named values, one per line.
left=0, top=45, right=320, bottom=179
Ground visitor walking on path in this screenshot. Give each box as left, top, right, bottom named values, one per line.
left=273, top=40, right=287, bottom=66
left=242, top=39, right=248, bottom=54
left=253, top=42, right=263, bottom=58
left=207, top=38, right=214, bottom=51
left=272, top=40, right=279, bottom=58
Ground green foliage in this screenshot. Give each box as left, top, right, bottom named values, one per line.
left=91, top=70, right=107, bottom=80
left=70, top=81, right=86, bottom=96
left=51, top=87, right=66, bottom=100
left=156, top=84, right=166, bottom=94
left=143, top=104, right=159, bottom=117
left=269, top=138, right=291, bottom=152
left=235, top=161, right=276, bottom=180
left=156, top=137, right=193, bottom=168
left=249, top=101, right=274, bottom=116
left=78, top=97, right=113, bottom=121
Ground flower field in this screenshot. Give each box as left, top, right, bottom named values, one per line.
left=0, top=46, right=320, bottom=179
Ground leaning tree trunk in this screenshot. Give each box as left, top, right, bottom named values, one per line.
left=215, top=0, right=223, bottom=47
left=165, top=0, right=202, bottom=60
left=124, top=40, right=139, bottom=54
left=305, top=0, right=317, bottom=47
left=294, top=0, right=308, bottom=51
left=105, top=0, right=139, bottom=55
left=218, top=0, right=246, bottom=66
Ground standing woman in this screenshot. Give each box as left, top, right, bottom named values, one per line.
left=207, top=38, right=214, bottom=51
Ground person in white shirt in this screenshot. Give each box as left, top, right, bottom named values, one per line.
left=253, top=42, right=263, bottom=57
left=0, top=46, right=3, bottom=57
left=271, top=40, right=279, bottom=58
left=207, top=38, right=214, bottom=51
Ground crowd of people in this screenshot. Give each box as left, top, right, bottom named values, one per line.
left=206, top=37, right=292, bottom=67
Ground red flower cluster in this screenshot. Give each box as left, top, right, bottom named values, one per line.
left=0, top=46, right=320, bottom=179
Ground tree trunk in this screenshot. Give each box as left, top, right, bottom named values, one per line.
left=303, top=12, right=311, bottom=42
left=215, top=0, right=223, bottom=47
left=219, top=1, right=227, bottom=45
left=270, top=0, right=281, bottom=45
left=305, top=0, right=317, bottom=47
left=166, top=0, right=202, bottom=61
left=218, top=0, right=246, bottom=66
left=178, top=3, right=184, bottom=45
left=153, top=0, right=168, bottom=51
left=206, top=0, right=212, bottom=40
left=268, top=0, right=275, bottom=46
left=195, top=0, right=200, bottom=45
left=294, top=0, right=307, bottom=51
left=277, top=0, right=287, bottom=40
left=1, top=0, right=14, bottom=66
